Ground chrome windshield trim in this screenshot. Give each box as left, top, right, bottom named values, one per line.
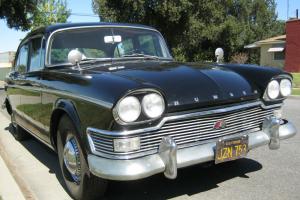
left=87, top=101, right=282, bottom=137
left=45, top=25, right=173, bottom=67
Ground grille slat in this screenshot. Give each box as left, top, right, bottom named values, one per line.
left=163, top=108, right=268, bottom=127
left=143, top=113, right=271, bottom=137
left=89, top=103, right=278, bottom=159
left=140, top=121, right=261, bottom=146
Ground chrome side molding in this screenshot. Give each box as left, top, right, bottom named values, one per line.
left=159, top=136, right=177, bottom=179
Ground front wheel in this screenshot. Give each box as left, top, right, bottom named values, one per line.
left=57, top=115, right=107, bottom=200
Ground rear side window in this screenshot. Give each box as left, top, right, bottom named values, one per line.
left=29, top=37, right=43, bottom=71
left=15, top=44, right=29, bottom=74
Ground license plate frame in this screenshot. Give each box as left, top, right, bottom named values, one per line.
left=215, top=135, right=249, bottom=164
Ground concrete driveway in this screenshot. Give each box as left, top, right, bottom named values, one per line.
left=0, top=88, right=299, bottom=200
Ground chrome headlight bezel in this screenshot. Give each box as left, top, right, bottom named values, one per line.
left=113, top=89, right=166, bottom=125
left=142, top=93, right=165, bottom=119
left=264, top=75, right=293, bottom=101
left=266, top=80, right=280, bottom=100
left=114, top=96, right=141, bottom=124
left=280, top=79, right=292, bottom=97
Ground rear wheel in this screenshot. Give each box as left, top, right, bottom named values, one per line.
left=57, top=115, right=107, bottom=200
left=10, top=111, right=30, bottom=141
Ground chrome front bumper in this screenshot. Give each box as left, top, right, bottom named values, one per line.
left=88, top=117, right=297, bottom=181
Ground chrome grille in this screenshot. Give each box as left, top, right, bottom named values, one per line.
left=88, top=103, right=278, bottom=159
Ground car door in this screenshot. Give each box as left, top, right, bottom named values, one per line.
left=18, top=36, right=49, bottom=142
left=6, top=43, right=29, bottom=126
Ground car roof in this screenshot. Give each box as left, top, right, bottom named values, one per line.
left=24, top=22, right=157, bottom=39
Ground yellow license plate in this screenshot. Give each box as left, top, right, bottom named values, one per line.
left=215, top=136, right=248, bottom=164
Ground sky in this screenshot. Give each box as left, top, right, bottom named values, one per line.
left=0, top=0, right=299, bottom=52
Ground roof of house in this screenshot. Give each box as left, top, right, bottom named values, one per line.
left=244, top=35, right=286, bottom=49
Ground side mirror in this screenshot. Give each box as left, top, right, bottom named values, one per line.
left=68, top=49, right=83, bottom=65
left=215, top=48, right=224, bottom=63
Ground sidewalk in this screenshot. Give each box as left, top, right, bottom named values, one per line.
left=0, top=109, right=71, bottom=200
left=0, top=154, right=25, bottom=200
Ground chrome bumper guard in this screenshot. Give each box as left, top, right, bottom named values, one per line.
left=88, top=117, right=297, bottom=181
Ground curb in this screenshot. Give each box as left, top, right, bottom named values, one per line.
left=0, top=114, right=37, bottom=200
left=0, top=151, right=26, bottom=200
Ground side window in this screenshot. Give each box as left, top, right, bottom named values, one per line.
left=15, top=44, right=29, bottom=74
left=29, top=37, right=43, bottom=71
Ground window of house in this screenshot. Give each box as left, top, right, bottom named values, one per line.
left=274, top=51, right=285, bottom=60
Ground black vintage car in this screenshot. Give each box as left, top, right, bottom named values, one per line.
left=3, top=22, right=297, bottom=200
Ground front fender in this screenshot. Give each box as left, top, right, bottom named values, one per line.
left=50, top=99, right=82, bottom=150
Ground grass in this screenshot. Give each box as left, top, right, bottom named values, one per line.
left=292, top=73, right=300, bottom=88
left=292, top=88, right=300, bottom=96
left=291, top=73, right=300, bottom=96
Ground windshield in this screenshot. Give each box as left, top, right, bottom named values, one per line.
left=48, top=27, right=172, bottom=65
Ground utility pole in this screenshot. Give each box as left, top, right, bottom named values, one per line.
left=287, top=0, right=289, bottom=20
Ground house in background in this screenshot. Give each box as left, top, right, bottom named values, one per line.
left=245, top=19, right=300, bottom=72
left=244, top=35, right=286, bottom=69
left=0, top=51, right=15, bottom=81
left=285, top=19, right=300, bottom=72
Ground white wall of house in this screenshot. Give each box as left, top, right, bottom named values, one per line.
left=260, top=44, right=285, bottom=69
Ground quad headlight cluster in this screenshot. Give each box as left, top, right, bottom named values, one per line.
left=265, top=78, right=292, bottom=100
left=114, top=91, right=165, bottom=124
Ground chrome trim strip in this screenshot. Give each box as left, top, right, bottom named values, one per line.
left=87, top=101, right=282, bottom=137
left=17, top=122, right=55, bottom=151
left=7, top=85, right=113, bottom=109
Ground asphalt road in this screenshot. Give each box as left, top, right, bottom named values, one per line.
left=0, top=88, right=299, bottom=200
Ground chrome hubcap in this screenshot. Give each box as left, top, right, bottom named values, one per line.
left=63, top=136, right=81, bottom=183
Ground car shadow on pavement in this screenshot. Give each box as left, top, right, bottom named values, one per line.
left=5, top=123, right=262, bottom=200
left=104, top=158, right=262, bottom=200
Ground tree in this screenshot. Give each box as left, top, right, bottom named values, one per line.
left=31, top=0, right=70, bottom=30
left=93, top=0, right=285, bottom=63
left=0, top=0, right=37, bottom=30
left=0, top=0, right=70, bottom=31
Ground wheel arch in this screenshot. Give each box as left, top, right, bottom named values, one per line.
left=50, top=99, right=82, bottom=151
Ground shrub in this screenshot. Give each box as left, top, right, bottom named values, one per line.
left=230, top=53, right=249, bottom=64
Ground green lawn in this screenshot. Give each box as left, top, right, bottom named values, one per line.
left=292, top=73, right=300, bottom=88
left=291, top=73, right=300, bottom=96
left=292, top=88, right=300, bottom=96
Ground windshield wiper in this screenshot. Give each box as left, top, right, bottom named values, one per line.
left=121, top=53, right=159, bottom=60
left=81, top=58, right=112, bottom=64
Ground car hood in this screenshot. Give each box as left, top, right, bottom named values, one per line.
left=85, top=61, right=260, bottom=112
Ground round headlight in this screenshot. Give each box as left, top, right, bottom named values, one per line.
left=117, top=96, right=141, bottom=123
left=142, top=93, right=165, bottom=119
left=267, top=80, right=280, bottom=99
left=280, top=79, right=292, bottom=97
